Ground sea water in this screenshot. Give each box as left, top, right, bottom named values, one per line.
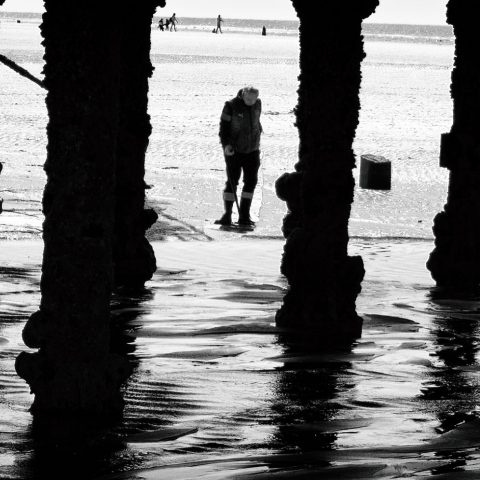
left=0, top=13, right=455, bottom=240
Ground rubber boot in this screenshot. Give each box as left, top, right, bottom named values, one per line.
left=238, top=196, right=255, bottom=226
left=214, top=200, right=233, bottom=225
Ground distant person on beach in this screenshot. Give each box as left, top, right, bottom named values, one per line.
left=169, top=13, right=178, bottom=31
left=215, top=86, right=263, bottom=227
left=262, top=25, right=267, bottom=36
left=216, top=15, right=223, bottom=34
left=158, top=18, right=164, bottom=31
left=165, top=18, right=170, bottom=30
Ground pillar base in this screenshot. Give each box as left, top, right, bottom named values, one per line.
left=276, top=230, right=365, bottom=342
left=15, top=350, right=131, bottom=419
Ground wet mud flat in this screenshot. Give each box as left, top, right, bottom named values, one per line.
left=2, top=239, right=480, bottom=479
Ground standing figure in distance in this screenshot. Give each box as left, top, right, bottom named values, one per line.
left=158, top=18, right=164, bottom=31
left=216, top=15, right=223, bottom=33
left=0, top=162, right=3, bottom=214
left=169, top=13, right=178, bottom=31
left=215, top=86, right=263, bottom=227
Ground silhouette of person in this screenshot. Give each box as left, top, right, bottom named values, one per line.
left=0, top=161, right=2, bottom=214
left=215, top=86, right=263, bottom=227
left=158, top=18, right=164, bottom=31
left=262, top=25, right=267, bottom=36
left=169, top=13, right=178, bottom=31
left=216, top=15, right=223, bottom=34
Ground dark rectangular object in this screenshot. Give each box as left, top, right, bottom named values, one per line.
left=359, top=154, right=391, bottom=190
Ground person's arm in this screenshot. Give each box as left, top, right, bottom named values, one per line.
left=219, top=102, right=233, bottom=153
left=258, top=99, right=263, bottom=134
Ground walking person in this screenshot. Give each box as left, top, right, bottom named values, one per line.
left=169, top=13, right=178, bottom=31
left=158, top=18, right=164, bottom=31
left=216, top=14, right=223, bottom=33
left=215, top=86, right=263, bottom=227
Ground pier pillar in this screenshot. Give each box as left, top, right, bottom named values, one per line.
left=427, top=0, right=480, bottom=288
left=113, top=2, right=163, bottom=289
left=275, top=1, right=378, bottom=339
left=15, top=1, right=129, bottom=419
left=15, top=0, right=166, bottom=419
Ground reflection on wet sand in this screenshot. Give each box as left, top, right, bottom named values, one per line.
left=3, top=240, right=480, bottom=478
left=266, top=334, right=353, bottom=477
left=418, top=289, right=480, bottom=475
left=270, top=351, right=345, bottom=454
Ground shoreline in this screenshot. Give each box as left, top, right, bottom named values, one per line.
left=0, top=235, right=436, bottom=282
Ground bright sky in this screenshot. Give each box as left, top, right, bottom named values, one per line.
left=1, top=0, right=447, bottom=25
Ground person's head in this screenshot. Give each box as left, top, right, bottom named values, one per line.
left=241, top=86, right=259, bottom=106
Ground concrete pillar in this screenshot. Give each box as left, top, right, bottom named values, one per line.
left=275, top=1, right=378, bottom=340
left=427, top=0, right=480, bottom=288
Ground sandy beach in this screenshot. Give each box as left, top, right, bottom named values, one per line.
left=3, top=15, right=480, bottom=480
left=0, top=18, right=454, bottom=240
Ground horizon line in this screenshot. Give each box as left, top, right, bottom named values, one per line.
left=0, top=10, right=447, bottom=27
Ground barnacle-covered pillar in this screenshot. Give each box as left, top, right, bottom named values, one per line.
left=114, top=1, right=165, bottom=288
left=275, top=1, right=378, bottom=340
left=15, top=1, right=129, bottom=418
left=1, top=0, right=7, bottom=214
left=427, top=0, right=480, bottom=288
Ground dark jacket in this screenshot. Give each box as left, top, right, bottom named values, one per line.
left=219, top=90, right=262, bottom=154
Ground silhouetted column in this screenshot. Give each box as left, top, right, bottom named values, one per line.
left=114, top=1, right=164, bottom=288
left=275, top=1, right=378, bottom=339
left=15, top=2, right=129, bottom=418
left=427, top=0, right=480, bottom=288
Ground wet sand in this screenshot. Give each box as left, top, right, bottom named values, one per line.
left=2, top=237, right=480, bottom=479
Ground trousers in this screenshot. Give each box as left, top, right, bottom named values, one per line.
left=223, top=150, right=260, bottom=199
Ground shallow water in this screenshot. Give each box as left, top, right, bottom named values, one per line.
left=2, top=240, right=480, bottom=479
